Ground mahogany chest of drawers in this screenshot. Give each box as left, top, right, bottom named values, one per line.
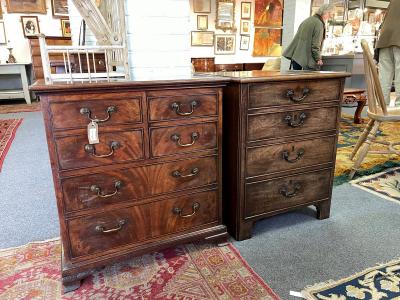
left=32, top=77, right=228, bottom=292
left=221, top=70, right=348, bottom=240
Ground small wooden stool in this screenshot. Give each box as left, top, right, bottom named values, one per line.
left=343, top=88, right=367, bottom=124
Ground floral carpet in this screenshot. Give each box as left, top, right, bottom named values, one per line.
left=0, top=239, right=280, bottom=300
left=302, top=258, right=400, bottom=299
left=0, top=118, right=22, bottom=172
left=334, top=114, right=400, bottom=185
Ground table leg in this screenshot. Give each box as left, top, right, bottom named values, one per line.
left=20, top=66, right=31, bottom=104
left=354, top=98, right=366, bottom=124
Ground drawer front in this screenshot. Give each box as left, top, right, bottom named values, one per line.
left=56, top=130, right=144, bottom=170
left=249, top=79, right=341, bottom=109
left=246, top=136, right=336, bottom=177
left=151, top=190, right=219, bottom=236
left=68, top=205, right=151, bottom=257
left=247, top=106, right=339, bottom=141
left=50, top=97, right=142, bottom=130
left=61, top=156, right=217, bottom=212
left=150, top=123, right=217, bottom=157
left=148, top=92, right=218, bottom=121
left=245, top=169, right=332, bottom=218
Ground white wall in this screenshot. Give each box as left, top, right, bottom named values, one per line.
left=0, top=0, right=65, bottom=63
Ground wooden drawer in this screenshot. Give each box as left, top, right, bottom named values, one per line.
left=55, top=130, right=144, bottom=170
left=248, top=79, right=341, bottom=109
left=50, top=97, right=142, bottom=130
left=61, top=156, right=217, bottom=212
left=68, top=204, right=152, bottom=257
left=245, top=169, right=332, bottom=218
left=151, top=190, right=219, bottom=236
left=148, top=90, right=218, bottom=121
left=67, top=190, right=218, bottom=257
left=247, top=106, right=339, bottom=141
left=150, top=123, right=217, bottom=157
left=246, top=135, right=336, bottom=177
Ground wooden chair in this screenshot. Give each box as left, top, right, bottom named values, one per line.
left=349, top=39, right=400, bottom=179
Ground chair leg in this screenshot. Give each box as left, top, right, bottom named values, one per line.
left=350, top=119, right=375, bottom=160
left=349, top=121, right=381, bottom=180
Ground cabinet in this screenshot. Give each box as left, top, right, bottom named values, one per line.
left=31, top=77, right=228, bottom=292
left=221, top=70, right=347, bottom=240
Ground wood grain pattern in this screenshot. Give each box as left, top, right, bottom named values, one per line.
left=55, top=130, right=144, bottom=170
left=50, top=97, right=142, bottom=130
left=247, top=106, right=339, bottom=141
left=248, top=79, right=340, bottom=108
left=245, top=169, right=332, bottom=218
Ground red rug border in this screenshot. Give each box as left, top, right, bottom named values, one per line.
left=0, top=118, right=23, bottom=171
left=227, top=243, right=281, bottom=300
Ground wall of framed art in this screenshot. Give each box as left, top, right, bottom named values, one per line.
left=189, top=0, right=283, bottom=65
left=0, top=0, right=69, bottom=63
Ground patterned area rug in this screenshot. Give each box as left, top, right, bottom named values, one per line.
left=334, top=114, right=400, bottom=185
left=302, top=258, right=400, bottom=299
left=351, top=167, right=400, bottom=204
left=0, top=239, right=280, bottom=300
left=0, top=102, right=41, bottom=114
left=0, top=118, right=22, bottom=172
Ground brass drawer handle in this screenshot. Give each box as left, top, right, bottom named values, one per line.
left=286, top=88, right=310, bottom=103
left=279, top=182, right=301, bottom=198
left=171, top=132, right=199, bottom=147
left=172, top=167, right=199, bottom=178
left=282, top=147, right=305, bottom=163
left=90, top=180, right=123, bottom=198
left=171, top=100, right=199, bottom=116
left=84, top=141, right=120, bottom=158
left=284, top=112, right=307, bottom=128
left=173, top=202, right=200, bottom=218
left=80, top=106, right=116, bottom=123
left=95, top=219, right=126, bottom=233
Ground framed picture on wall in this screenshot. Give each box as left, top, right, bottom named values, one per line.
left=240, top=35, right=250, bottom=50
left=52, top=0, right=68, bottom=18
left=365, top=0, right=390, bottom=8
left=240, top=20, right=250, bottom=35
left=6, top=0, right=46, bottom=14
left=215, top=34, right=235, bottom=55
left=0, top=3, right=3, bottom=19
left=191, top=31, right=214, bottom=46
left=61, top=19, right=71, bottom=37
left=0, top=22, right=6, bottom=44
left=193, top=0, right=211, bottom=13
left=241, top=2, right=251, bottom=19
left=197, top=15, right=208, bottom=30
left=21, top=16, right=40, bottom=37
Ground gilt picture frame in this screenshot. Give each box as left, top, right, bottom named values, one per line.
left=191, top=31, right=214, bottom=46
left=193, top=0, right=211, bottom=13
left=6, top=0, right=47, bottom=14
left=197, top=15, right=208, bottom=30
left=241, top=2, right=251, bottom=19
left=61, top=19, right=71, bottom=37
left=52, top=0, right=68, bottom=18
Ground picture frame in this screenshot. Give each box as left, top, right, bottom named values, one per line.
left=193, top=0, right=211, bottom=13
left=61, top=19, right=71, bottom=37
left=20, top=16, right=40, bottom=37
left=254, top=0, right=283, bottom=27
left=0, top=3, right=3, bottom=19
left=241, top=2, right=251, bottom=19
left=51, top=0, right=68, bottom=18
left=240, top=35, right=250, bottom=50
left=216, top=0, right=235, bottom=31
left=215, top=34, right=235, bottom=55
left=240, top=20, right=250, bottom=35
left=0, top=22, right=6, bottom=44
left=6, top=0, right=47, bottom=14
left=197, top=15, right=208, bottom=30
left=365, top=0, right=390, bottom=9
left=191, top=31, right=214, bottom=46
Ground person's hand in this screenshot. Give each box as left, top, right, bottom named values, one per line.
left=317, top=59, right=324, bottom=66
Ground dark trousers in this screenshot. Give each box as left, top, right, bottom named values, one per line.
left=290, top=60, right=303, bottom=70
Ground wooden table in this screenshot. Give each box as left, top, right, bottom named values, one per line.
left=0, top=63, right=32, bottom=104
left=343, top=88, right=367, bottom=124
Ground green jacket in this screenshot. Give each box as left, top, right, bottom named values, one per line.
left=376, top=0, right=400, bottom=49
left=282, top=15, right=325, bottom=69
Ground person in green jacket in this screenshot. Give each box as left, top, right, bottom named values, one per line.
left=375, top=0, right=400, bottom=106
left=282, top=4, right=334, bottom=70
